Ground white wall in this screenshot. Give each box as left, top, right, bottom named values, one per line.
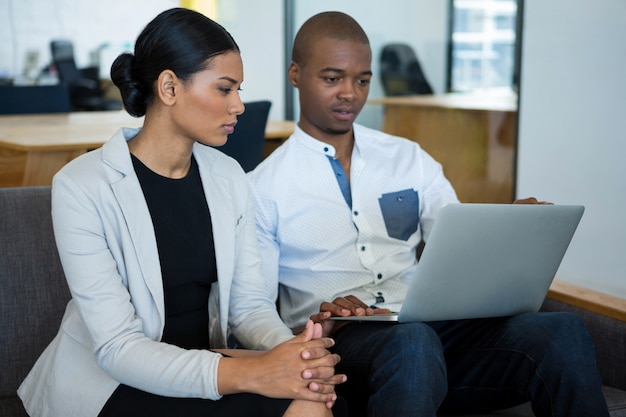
left=0, top=0, right=178, bottom=79
left=215, top=0, right=285, bottom=121
left=517, top=0, right=626, bottom=298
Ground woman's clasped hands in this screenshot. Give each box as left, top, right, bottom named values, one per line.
left=216, top=320, right=346, bottom=409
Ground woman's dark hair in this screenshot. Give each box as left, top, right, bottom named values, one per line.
left=111, top=8, right=240, bottom=117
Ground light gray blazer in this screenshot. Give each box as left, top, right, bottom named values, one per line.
left=18, top=128, right=293, bottom=417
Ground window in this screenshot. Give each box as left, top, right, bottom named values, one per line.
left=447, top=0, right=520, bottom=93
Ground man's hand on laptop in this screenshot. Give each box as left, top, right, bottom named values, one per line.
left=310, top=295, right=392, bottom=337
left=513, top=197, right=553, bottom=205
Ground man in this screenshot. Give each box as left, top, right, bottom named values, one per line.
left=248, top=11, right=609, bottom=417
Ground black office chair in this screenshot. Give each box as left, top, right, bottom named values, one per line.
left=214, top=100, right=272, bottom=172
left=50, top=40, right=122, bottom=111
left=379, top=43, right=433, bottom=96
left=0, top=84, right=71, bottom=114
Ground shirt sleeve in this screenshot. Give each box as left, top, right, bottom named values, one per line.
left=249, top=183, right=282, bottom=305
left=225, top=178, right=294, bottom=350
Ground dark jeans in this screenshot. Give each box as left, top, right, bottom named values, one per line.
left=333, top=312, right=610, bottom=417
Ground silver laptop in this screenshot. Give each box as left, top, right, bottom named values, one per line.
left=332, top=203, right=584, bottom=323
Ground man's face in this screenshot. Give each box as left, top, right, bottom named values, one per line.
left=289, top=37, right=372, bottom=143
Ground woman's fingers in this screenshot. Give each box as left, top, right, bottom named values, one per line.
left=307, top=374, right=348, bottom=394
left=301, top=344, right=338, bottom=360
left=302, top=362, right=342, bottom=380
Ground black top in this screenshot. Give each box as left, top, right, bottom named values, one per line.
left=132, top=154, right=217, bottom=349
left=98, top=156, right=298, bottom=416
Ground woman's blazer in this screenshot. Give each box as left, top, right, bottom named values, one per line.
left=18, top=128, right=293, bottom=417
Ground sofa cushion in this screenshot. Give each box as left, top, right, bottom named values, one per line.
left=603, top=385, right=626, bottom=417
left=0, top=397, right=29, bottom=417
left=0, top=186, right=70, bottom=414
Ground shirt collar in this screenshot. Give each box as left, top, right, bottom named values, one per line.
left=293, top=123, right=369, bottom=160
left=292, top=124, right=337, bottom=158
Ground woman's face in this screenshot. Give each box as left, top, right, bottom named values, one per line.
left=172, top=51, right=245, bottom=147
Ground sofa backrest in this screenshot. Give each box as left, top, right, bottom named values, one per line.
left=0, top=186, right=70, bottom=416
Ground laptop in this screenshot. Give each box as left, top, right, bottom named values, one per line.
left=331, top=203, right=584, bottom=323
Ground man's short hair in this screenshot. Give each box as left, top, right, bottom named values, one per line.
left=292, top=11, right=370, bottom=66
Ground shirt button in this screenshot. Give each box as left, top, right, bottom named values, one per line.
left=353, top=211, right=358, bottom=216
left=377, top=273, right=383, bottom=280
left=361, top=246, right=366, bottom=251
left=323, top=147, right=329, bottom=152
left=397, top=196, right=403, bottom=202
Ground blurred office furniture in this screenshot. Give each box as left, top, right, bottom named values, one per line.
left=379, top=43, right=433, bottom=96
left=0, top=110, right=294, bottom=187
left=50, top=40, right=122, bottom=111
left=263, top=119, right=295, bottom=157
left=369, top=92, right=517, bottom=203
left=0, top=85, right=71, bottom=114
left=214, top=100, right=272, bottom=172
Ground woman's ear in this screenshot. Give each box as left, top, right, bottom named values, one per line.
left=156, top=69, right=178, bottom=106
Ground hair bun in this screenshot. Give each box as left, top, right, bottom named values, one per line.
left=111, top=53, right=147, bottom=117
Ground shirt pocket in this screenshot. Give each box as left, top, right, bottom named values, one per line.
left=378, top=189, right=419, bottom=241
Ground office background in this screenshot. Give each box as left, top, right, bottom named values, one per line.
left=1, top=0, right=624, bottom=298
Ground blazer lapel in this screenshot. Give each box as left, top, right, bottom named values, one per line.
left=196, top=152, right=236, bottom=288
left=195, top=146, right=236, bottom=344
left=103, top=130, right=166, bottom=333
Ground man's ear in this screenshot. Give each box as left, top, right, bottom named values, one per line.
left=156, top=69, right=178, bottom=106
left=287, top=62, right=299, bottom=88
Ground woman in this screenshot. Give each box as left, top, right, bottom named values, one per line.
left=18, top=8, right=345, bottom=417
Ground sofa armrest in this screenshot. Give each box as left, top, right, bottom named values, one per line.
left=548, top=280, right=626, bottom=322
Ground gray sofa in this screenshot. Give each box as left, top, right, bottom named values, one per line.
left=1, top=185, right=625, bottom=416
left=0, top=186, right=70, bottom=416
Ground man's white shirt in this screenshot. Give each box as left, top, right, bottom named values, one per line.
left=248, top=124, right=458, bottom=329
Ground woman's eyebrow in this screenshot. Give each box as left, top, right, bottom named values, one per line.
left=219, top=76, right=240, bottom=84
